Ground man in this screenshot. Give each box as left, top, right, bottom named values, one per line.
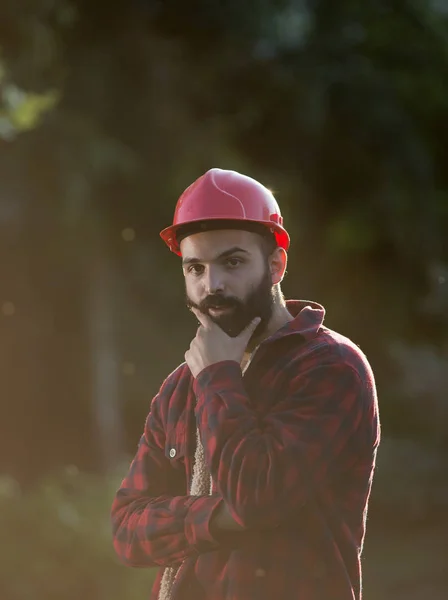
left=111, top=168, right=381, bottom=600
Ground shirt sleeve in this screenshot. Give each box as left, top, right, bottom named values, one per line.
left=111, top=373, right=223, bottom=568
left=193, top=354, right=378, bottom=530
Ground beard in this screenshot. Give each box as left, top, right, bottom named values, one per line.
left=186, top=265, right=274, bottom=338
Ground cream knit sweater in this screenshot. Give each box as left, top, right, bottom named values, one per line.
left=158, top=426, right=213, bottom=600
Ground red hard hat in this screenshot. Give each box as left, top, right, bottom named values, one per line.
left=160, top=168, right=290, bottom=255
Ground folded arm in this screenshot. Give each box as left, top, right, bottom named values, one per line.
left=194, top=354, right=375, bottom=530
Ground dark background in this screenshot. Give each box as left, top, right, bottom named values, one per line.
left=0, top=1, right=447, bottom=599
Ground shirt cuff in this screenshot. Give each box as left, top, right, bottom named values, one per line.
left=193, top=361, right=242, bottom=396
left=184, top=495, right=224, bottom=551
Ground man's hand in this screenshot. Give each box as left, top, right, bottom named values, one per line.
left=210, top=501, right=246, bottom=534
left=185, top=308, right=260, bottom=378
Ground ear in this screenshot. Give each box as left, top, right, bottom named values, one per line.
left=269, top=247, right=288, bottom=285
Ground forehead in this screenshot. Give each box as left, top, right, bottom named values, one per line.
left=180, top=229, right=261, bottom=261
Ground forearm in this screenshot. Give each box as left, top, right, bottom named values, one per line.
left=111, top=425, right=224, bottom=568
left=111, top=491, right=223, bottom=568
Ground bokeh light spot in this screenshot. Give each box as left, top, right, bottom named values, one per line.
left=122, top=361, right=136, bottom=376
left=121, top=227, right=136, bottom=242
left=2, top=301, right=16, bottom=316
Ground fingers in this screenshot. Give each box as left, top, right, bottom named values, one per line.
left=190, top=307, right=213, bottom=329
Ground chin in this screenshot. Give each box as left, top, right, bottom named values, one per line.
left=217, top=317, right=268, bottom=340
left=217, top=324, right=243, bottom=338
left=211, top=318, right=244, bottom=338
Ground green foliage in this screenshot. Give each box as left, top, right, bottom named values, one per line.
left=0, top=466, right=155, bottom=600
left=327, top=212, right=379, bottom=252
left=0, top=0, right=447, bottom=513
left=0, top=456, right=447, bottom=600
left=371, top=437, right=448, bottom=522
left=0, top=6, right=446, bottom=599
left=0, top=79, right=60, bottom=139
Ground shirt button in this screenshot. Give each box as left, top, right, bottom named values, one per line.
left=169, top=448, right=176, bottom=458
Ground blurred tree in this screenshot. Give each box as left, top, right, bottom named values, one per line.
left=0, top=0, right=448, bottom=480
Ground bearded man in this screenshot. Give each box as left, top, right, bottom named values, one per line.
left=111, top=168, right=381, bottom=600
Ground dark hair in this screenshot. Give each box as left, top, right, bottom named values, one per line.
left=259, top=232, right=277, bottom=258
left=176, top=219, right=277, bottom=257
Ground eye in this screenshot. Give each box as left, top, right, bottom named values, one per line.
left=188, top=264, right=204, bottom=275
left=226, top=257, right=243, bottom=268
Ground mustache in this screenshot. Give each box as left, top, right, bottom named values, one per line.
left=199, top=295, right=240, bottom=311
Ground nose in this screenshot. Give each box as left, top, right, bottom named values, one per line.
left=203, top=266, right=225, bottom=295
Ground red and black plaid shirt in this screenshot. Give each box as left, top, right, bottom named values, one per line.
left=111, top=300, right=380, bottom=600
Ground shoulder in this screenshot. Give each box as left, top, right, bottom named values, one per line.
left=289, top=326, right=376, bottom=394
left=159, top=362, right=191, bottom=395
left=149, top=362, right=192, bottom=415
left=152, top=362, right=192, bottom=404
left=316, top=328, right=380, bottom=441
left=145, top=362, right=192, bottom=435
left=321, top=327, right=374, bottom=375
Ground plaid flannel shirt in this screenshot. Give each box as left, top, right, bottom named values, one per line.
left=111, top=300, right=380, bottom=600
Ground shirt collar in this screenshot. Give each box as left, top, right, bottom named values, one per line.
left=266, top=299, right=326, bottom=345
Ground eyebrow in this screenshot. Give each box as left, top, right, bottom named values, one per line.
left=182, top=246, right=250, bottom=266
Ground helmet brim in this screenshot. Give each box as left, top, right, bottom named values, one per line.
left=160, top=218, right=290, bottom=256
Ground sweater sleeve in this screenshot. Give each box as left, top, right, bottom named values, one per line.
left=111, top=371, right=223, bottom=568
